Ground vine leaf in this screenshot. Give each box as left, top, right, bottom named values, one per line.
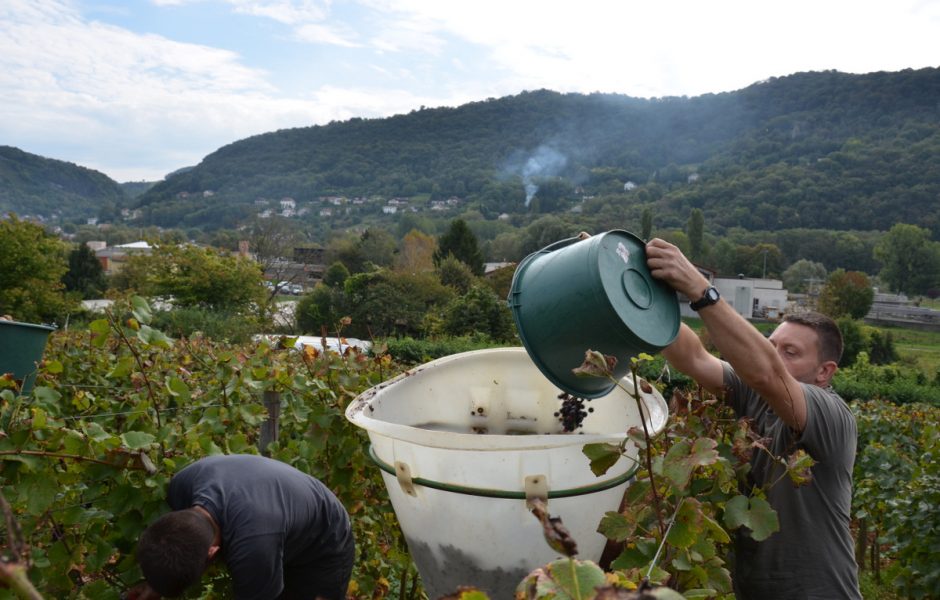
left=572, top=350, right=617, bottom=378
left=530, top=498, right=578, bottom=557
left=663, top=437, right=719, bottom=487
left=131, top=296, right=152, bottom=325
left=517, top=558, right=607, bottom=600
left=665, top=498, right=703, bottom=549
left=598, top=511, right=638, bottom=542
left=583, top=442, right=622, bottom=476
left=722, top=495, right=779, bottom=541
left=786, top=449, right=815, bottom=486
left=438, top=587, right=489, bottom=599
left=137, top=325, right=172, bottom=348
left=120, top=431, right=156, bottom=450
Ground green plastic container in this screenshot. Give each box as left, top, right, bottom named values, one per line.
left=508, top=230, right=679, bottom=398
left=0, top=320, right=56, bottom=395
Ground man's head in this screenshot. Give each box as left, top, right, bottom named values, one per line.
left=137, top=508, right=217, bottom=597
left=770, top=311, right=843, bottom=387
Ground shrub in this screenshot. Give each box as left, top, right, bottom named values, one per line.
left=150, top=307, right=265, bottom=343
left=383, top=334, right=506, bottom=364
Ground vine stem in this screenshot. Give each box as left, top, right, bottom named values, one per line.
left=0, top=562, right=44, bottom=600
left=629, top=366, right=667, bottom=539
left=646, top=498, right=685, bottom=580
left=0, top=494, right=44, bottom=600
left=105, top=309, right=163, bottom=430
left=568, top=557, right=582, bottom=600
left=0, top=450, right=146, bottom=470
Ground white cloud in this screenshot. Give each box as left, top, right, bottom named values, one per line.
left=358, top=0, right=940, bottom=97
left=2, top=0, right=938, bottom=181
left=294, top=22, right=361, bottom=46
left=0, top=0, right=323, bottom=180
left=225, top=0, right=331, bottom=25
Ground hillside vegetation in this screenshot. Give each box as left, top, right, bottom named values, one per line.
left=132, top=68, right=940, bottom=236
left=4, top=68, right=939, bottom=242
left=0, top=146, right=127, bottom=221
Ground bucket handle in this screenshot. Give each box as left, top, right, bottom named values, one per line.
left=533, top=235, right=584, bottom=255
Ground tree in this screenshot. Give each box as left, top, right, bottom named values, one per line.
left=394, top=229, right=436, bottom=273
left=836, top=317, right=865, bottom=367
left=358, top=227, right=397, bottom=269
left=434, top=219, right=485, bottom=275
left=441, top=284, right=516, bottom=342
left=687, top=208, right=704, bottom=262
left=245, top=216, right=307, bottom=293
left=296, top=283, right=346, bottom=334
left=437, top=255, right=476, bottom=294
left=118, top=244, right=266, bottom=313
left=0, top=214, right=73, bottom=322
left=782, top=259, right=827, bottom=294
left=322, top=262, right=350, bottom=288
left=869, top=330, right=899, bottom=365
left=818, top=269, right=874, bottom=319
left=342, top=270, right=453, bottom=338
left=62, top=243, right=107, bottom=299
left=518, top=216, right=573, bottom=257
left=325, top=233, right=367, bottom=275
left=874, top=223, right=940, bottom=295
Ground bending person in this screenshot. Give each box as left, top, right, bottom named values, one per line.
left=130, top=454, right=354, bottom=600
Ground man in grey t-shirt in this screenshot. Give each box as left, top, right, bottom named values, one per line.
left=130, top=454, right=354, bottom=600
left=645, top=238, right=861, bottom=599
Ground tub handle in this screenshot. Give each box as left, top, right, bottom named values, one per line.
left=395, top=461, right=417, bottom=497
left=524, top=474, right=548, bottom=509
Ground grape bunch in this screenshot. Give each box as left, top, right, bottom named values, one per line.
left=554, top=392, right=593, bottom=432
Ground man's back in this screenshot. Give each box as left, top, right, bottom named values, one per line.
left=168, top=455, right=353, bottom=599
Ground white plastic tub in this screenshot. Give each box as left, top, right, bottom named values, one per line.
left=345, top=347, right=667, bottom=598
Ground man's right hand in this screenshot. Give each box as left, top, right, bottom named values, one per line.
left=645, top=238, right=710, bottom=300
left=124, top=582, right=161, bottom=600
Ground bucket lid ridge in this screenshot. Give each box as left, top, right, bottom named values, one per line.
left=595, top=231, right=679, bottom=348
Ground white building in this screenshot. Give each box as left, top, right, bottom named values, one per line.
left=679, top=272, right=789, bottom=321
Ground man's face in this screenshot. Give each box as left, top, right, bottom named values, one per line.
left=768, top=321, right=825, bottom=385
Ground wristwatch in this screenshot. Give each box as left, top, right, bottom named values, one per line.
left=690, top=286, right=720, bottom=311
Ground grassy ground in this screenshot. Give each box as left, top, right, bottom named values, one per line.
left=883, top=324, right=940, bottom=375
left=684, top=317, right=940, bottom=376
left=859, top=571, right=902, bottom=600
left=919, top=296, right=940, bottom=310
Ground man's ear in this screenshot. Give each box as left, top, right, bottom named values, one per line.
left=207, top=544, right=220, bottom=562
left=817, top=360, right=838, bottom=386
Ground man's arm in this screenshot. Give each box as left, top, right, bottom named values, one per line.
left=646, top=238, right=807, bottom=431
left=661, top=323, right=725, bottom=394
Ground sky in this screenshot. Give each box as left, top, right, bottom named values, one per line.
left=2, top=0, right=939, bottom=183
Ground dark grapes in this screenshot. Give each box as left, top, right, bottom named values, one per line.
left=554, top=392, right=590, bottom=432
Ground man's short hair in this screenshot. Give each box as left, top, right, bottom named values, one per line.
left=783, top=311, right=843, bottom=365
left=137, top=508, right=215, bottom=597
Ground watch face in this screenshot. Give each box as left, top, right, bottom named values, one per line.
left=691, top=286, right=719, bottom=310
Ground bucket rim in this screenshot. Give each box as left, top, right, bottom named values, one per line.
left=0, top=320, right=57, bottom=332
left=345, top=347, right=668, bottom=450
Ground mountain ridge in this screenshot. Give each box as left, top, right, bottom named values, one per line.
left=3, top=67, right=939, bottom=238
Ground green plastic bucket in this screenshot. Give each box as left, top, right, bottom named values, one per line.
left=0, top=320, right=56, bottom=395
left=508, top=230, right=680, bottom=398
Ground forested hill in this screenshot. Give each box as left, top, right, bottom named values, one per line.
left=0, top=146, right=128, bottom=221
left=133, top=67, right=940, bottom=236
